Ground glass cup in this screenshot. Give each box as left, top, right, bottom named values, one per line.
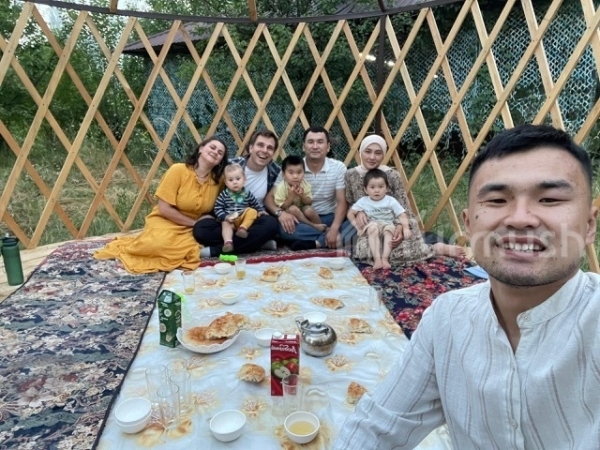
left=169, top=370, right=193, bottom=416
left=166, top=359, right=188, bottom=376
left=282, top=374, right=303, bottom=415
left=157, top=384, right=180, bottom=430
left=182, top=270, right=195, bottom=294
left=369, top=286, right=382, bottom=312
left=145, top=365, right=167, bottom=404
left=235, top=258, right=246, bottom=280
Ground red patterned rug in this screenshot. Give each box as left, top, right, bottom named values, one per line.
left=357, top=256, right=485, bottom=338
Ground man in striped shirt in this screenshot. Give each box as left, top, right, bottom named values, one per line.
left=264, top=126, right=350, bottom=251
left=333, top=124, right=600, bottom=449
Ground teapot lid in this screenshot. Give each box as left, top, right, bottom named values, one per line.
left=301, top=321, right=330, bottom=333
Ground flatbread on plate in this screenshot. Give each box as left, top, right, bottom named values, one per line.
left=205, top=312, right=248, bottom=340
left=184, top=326, right=228, bottom=346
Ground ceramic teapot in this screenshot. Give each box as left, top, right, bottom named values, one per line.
left=295, top=319, right=337, bottom=357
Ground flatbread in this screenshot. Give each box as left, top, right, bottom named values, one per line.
left=205, top=312, right=248, bottom=340
left=318, top=267, right=333, bottom=279
left=349, top=318, right=372, bottom=334
left=261, top=267, right=282, bottom=282
left=184, top=326, right=228, bottom=346
left=321, top=297, right=344, bottom=310
left=347, top=381, right=367, bottom=404
left=237, top=363, right=266, bottom=383
left=310, top=297, right=345, bottom=310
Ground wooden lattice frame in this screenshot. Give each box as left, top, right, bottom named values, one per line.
left=0, top=0, right=599, bottom=272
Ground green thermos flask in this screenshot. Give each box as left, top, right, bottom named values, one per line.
left=1, top=234, right=24, bottom=286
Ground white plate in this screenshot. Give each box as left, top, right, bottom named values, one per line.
left=176, top=315, right=242, bottom=354
left=177, top=328, right=240, bottom=354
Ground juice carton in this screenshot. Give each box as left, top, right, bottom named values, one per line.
left=158, top=290, right=181, bottom=348
left=271, top=333, right=300, bottom=396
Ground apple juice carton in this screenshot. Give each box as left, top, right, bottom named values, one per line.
left=271, top=333, right=300, bottom=396
left=158, top=289, right=181, bottom=348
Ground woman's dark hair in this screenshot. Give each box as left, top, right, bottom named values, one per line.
left=363, top=168, right=389, bottom=188
left=185, top=136, right=228, bottom=183
left=281, top=154, right=304, bottom=171
left=469, top=124, right=592, bottom=195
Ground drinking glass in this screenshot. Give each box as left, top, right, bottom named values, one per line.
left=235, top=258, right=246, bottom=280
left=145, top=365, right=167, bottom=404
left=169, top=371, right=193, bottom=416
left=157, top=384, right=180, bottom=430
left=282, top=374, right=303, bottom=414
left=369, top=286, right=382, bottom=312
left=166, top=359, right=188, bottom=375
left=182, top=270, right=195, bottom=294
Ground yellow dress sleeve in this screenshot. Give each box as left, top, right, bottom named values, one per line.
left=155, top=164, right=186, bottom=206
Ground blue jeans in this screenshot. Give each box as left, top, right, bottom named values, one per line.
left=279, top=213, right=355, bottom=248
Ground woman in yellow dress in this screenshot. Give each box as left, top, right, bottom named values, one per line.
left=94, top=137, right=227, bottom=273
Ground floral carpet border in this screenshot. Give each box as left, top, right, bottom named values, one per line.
left=0, top=239, right=165, bottom=450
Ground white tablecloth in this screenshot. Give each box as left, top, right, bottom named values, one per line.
left=97, top=256, right=453, bottom=449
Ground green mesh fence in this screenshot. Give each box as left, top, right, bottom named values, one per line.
left=145, top=0, right=600, bottom=163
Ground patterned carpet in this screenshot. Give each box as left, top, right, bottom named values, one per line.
left=0, top=240, right=481, bottom=448
left=358, top=256, right=484, bottom=338
left=0, top=240, right=165, bottom=450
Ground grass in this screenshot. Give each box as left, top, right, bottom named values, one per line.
left=0, top=129, right=168, bottom=246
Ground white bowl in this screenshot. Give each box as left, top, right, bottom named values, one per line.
left=254, top=328, right=277, bottom=347
left=114, top=397, right=152, bottom=434
left=303, top=311, right=327, bottom=324
left=218, top=291, right=239, bottom=305
left=210, top=410, right=246, bottom=442
left=327, top=257, right=346, bottom=270
left=214, top=263, right=232, bottom=275
left=284, top=411, right=320, bottom=444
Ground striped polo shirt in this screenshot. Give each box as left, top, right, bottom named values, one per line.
left=275, top=157, right=346, bottom=215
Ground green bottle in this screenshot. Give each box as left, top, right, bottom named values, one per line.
left=1, top=234, right=24, bottom=286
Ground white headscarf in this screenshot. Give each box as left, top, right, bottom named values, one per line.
left=356, top=134, right=391, bottom=177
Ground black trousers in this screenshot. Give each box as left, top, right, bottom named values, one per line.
left=193, top=214, right=278, bottom=257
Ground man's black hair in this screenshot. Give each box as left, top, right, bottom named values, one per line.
left=303, top=126, right=330, bottom=143
left=469, top=124, right=592, bottom=195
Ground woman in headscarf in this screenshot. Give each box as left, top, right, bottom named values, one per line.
left=345, top=134, right=466, bottom=265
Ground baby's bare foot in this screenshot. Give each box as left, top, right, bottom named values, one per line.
left=433, top=243, right=467, bottom=258
left=373, top=259, right=383, bottom=270
left=382, top=260, right=391, bottom=270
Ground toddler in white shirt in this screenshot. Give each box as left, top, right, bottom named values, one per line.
left=347, top=168, right=411, bottom=270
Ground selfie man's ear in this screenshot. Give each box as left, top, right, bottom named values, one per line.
left=462, top=209, right=471, bottom=240
left=585, top=205, right=599, bottom=245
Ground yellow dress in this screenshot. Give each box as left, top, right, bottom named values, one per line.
left=94, top=163, right=223, bottom=273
